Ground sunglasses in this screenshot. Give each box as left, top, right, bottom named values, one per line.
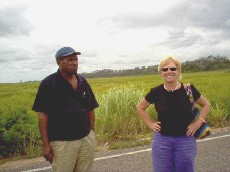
left=161, top=67, right=177, bottom=72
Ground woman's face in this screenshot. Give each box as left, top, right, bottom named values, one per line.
left=160, top=61, right=179, bottom=83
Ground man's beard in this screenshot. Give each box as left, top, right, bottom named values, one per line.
left=66, top=69, right=77, bottom=76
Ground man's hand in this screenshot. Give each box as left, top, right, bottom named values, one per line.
left=43, top=144, right=54, bottom=163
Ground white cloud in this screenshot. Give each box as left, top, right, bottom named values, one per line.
left=0, top=0, right=229, bottom=83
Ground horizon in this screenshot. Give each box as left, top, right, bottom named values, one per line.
left=0, top=0, right=230, bottom=83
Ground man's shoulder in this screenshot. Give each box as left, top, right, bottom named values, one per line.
left=77, top=74, right=85, bottom=81
left=40, top=72, right=59, bottom=86
left=77, top=74, right=88, bottom=84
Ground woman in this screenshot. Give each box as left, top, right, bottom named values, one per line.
left=136, top=56, right=210, bottom=172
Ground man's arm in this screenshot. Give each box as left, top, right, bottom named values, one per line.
left=38, top=112, right=54, bottom=163
left=88, top=111, right=95, bottom=131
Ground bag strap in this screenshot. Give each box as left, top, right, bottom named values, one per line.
left=184, top=83, right=196, bottom=111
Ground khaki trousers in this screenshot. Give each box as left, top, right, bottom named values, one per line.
left=50, top=130, right=96, bottom=172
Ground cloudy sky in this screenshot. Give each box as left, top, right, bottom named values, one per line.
left=0, top=0, right=229, bottom=83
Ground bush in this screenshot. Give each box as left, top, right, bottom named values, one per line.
left=0, top=107, right=40, bottom=158
left=95, top=84, right=156, bottom=137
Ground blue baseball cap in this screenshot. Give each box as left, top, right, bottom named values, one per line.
left=55, top=47, right=81, bottom=59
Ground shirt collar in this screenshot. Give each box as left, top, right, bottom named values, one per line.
left=56, top=69, right=83, bottom=86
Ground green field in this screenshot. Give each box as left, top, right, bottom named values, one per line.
left=0, top=70, right=229, bottom=160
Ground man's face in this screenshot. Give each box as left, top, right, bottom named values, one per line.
left=57, top=54, right=78, bottom=75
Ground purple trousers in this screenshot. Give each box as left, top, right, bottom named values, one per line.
left=152, top=133, right=197, bottom=172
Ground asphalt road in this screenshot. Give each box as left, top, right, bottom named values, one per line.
left=1, top=127, right=230, bottom=172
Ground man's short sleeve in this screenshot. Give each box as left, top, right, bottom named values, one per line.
left=84, top=80, right=99, bottom=111
left=32, top=79, right=51, bottom=113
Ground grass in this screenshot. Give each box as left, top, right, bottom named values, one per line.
left=0, top=70, right=229, bottom=163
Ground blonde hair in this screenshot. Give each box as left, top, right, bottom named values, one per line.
left=158, top=56, right=182, bottom=80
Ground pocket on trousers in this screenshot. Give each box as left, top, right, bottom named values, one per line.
left=89, top=129, right=96, bottom=141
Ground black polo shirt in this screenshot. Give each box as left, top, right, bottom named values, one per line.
left=145, top=83, right=201, bottom=136
left=32, top=70, right=99, bottom=141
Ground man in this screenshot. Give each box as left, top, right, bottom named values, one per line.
left=33, top=46, right=99, bottom=172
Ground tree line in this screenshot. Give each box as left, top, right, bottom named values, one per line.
left=80, top=55, right=230, bottom=78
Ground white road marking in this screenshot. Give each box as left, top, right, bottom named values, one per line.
left=94, top=149, right=151, bottom=161
left=22, top=167, right=51, bottom=172
left=197, top=134, right=230, bottom=142
left=22, top=134, right=230, bottom=172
